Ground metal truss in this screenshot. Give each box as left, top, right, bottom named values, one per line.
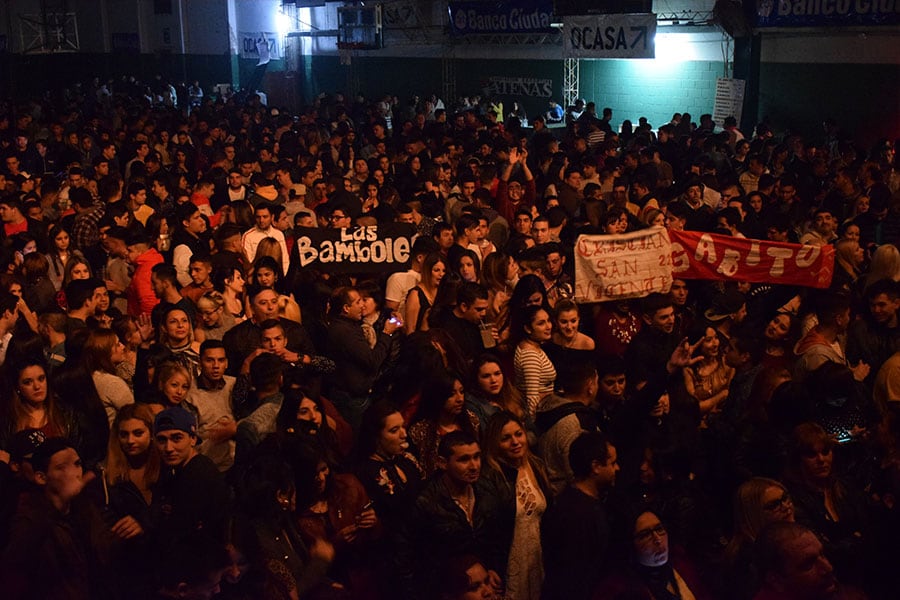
left=655, top=10, right=715, bottom=25
left=563, top=58, right=578, bottom=108
left=20, top=12, right=79, bottom=53
left=449, top=31, right=563, bottom=46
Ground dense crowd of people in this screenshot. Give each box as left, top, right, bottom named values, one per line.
left=0, top=77, right=899, bottom=600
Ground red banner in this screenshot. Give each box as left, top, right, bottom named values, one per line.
left=668, top=230, right=835, bottom=288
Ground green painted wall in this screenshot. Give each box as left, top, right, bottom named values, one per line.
left=295, top=56, right=727, bottom=130
left=301, top=56, right=442, bottom=105
left=758, top=63, right=899, bottom=150
left=453, top=58, right=564, bottom=121
left=300, top=56, right=561, bottom=118
left=579, top=59, right=727, bottom=130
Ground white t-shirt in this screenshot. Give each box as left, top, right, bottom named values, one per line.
left=385, top=269, right=421, bottom=315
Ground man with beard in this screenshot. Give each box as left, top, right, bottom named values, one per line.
left=399, top=431, right=513, bottom=599
left=753, top=522, right=846, bottom=600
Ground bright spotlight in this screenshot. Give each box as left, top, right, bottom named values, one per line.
left=653, top=33, right=694, bottom=63
left=276, top=12, right=292, bottom=35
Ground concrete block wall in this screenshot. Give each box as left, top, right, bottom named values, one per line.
left=579, top=59, right=726, bottom=129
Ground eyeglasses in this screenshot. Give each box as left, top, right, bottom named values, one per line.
left=763, top=492, right=793, bottom=512
left=330, top=214, right=348, bottom=221
left=634, top=524, right=667, bottom=543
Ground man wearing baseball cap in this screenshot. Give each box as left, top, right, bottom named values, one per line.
left=151, top=407, right=230, bottom=547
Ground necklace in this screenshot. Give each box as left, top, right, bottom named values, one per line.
left=450, top=485, right=475, bottom=524
left=609, top=314, right=639, bottom=345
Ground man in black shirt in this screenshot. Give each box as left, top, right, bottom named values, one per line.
left=434, top=282, right=493, bottom=360
left=223, top=285, right=315, bottom=375
left=541, top=431, right=619, bottom=600
left=625, top=293, right=680, bottom=390
left=151, top=407, right=230, bottom=548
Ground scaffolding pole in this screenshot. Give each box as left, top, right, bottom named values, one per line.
left=563, top=57, right=579, bottom=107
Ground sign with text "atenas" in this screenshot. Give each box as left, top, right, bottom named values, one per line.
left=485, top=76, right=553, bottom=98
left=563, top=13, right=656, bottom=59
left=449, top=0, right=554, bottom=35
left=294, top=224, right=416, bottom=274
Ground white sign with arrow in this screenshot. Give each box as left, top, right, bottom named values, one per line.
left=563, top=13, right=656, bottom=59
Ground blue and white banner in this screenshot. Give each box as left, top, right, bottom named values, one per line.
left=755, top=0, right=900, bottom=27
left=563, top=13, right=656, bottom=59
left=448, top=0, right=555, bottom=35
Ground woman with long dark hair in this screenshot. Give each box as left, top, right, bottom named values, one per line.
left=277, top=386, right=352, bottom=462
left=212, top=264, right=247, bottom=321
left=21, top=253, right=56, bottom=313
left=512, top=305, right=556, bottom=419
left=683, top=324, right=734, bottom=421
left=483, top=411, right=551, bottom=600
left=544, top=299, right=595, bottom=371
left=356, top=402, right=425, bottom=530
left=249, top=255, right=302, bottom=323
left=498, top=274, right=548, bottom=352
left=409, top=371, right=480, bottom=476
left=0, top=358, right=79, bottom=449
left=404, top=253, right=446, bottom=334
left=466, top=354, right=526, bottom=431
left=293, top=441, right=381, bottom=599
left=45, top=224, right=83, bottom=291
left=234, top=453, right=336, bottom=599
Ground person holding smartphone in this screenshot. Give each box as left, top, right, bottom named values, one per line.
left=325, top=286, right=402, bottom=431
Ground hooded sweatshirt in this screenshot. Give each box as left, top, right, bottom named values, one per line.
left=535, top=393, right=600, bottom=495
left=793, top=327, right=846, bottom=380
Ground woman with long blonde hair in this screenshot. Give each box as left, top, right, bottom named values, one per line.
left=194, top=291, right=237, bottom=342
left=862, top=243, right=900, bottom=292
left=831, top=238, right=864, bottom=293
left=100, top=403, right=161, bottom=544
left=105, top=403, right=160, bottom=506
left=255, top=236, right=286, bottom=276
left=724, top=477, right=795, bottom=598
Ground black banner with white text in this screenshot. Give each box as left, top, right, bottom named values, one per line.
left=293, top=224, right=416, bottom=274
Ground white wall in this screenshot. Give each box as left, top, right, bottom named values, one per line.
left=181, top=0, right=229, bottom=54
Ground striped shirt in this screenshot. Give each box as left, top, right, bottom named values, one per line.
left=514, top=344, right=557, bottom=419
